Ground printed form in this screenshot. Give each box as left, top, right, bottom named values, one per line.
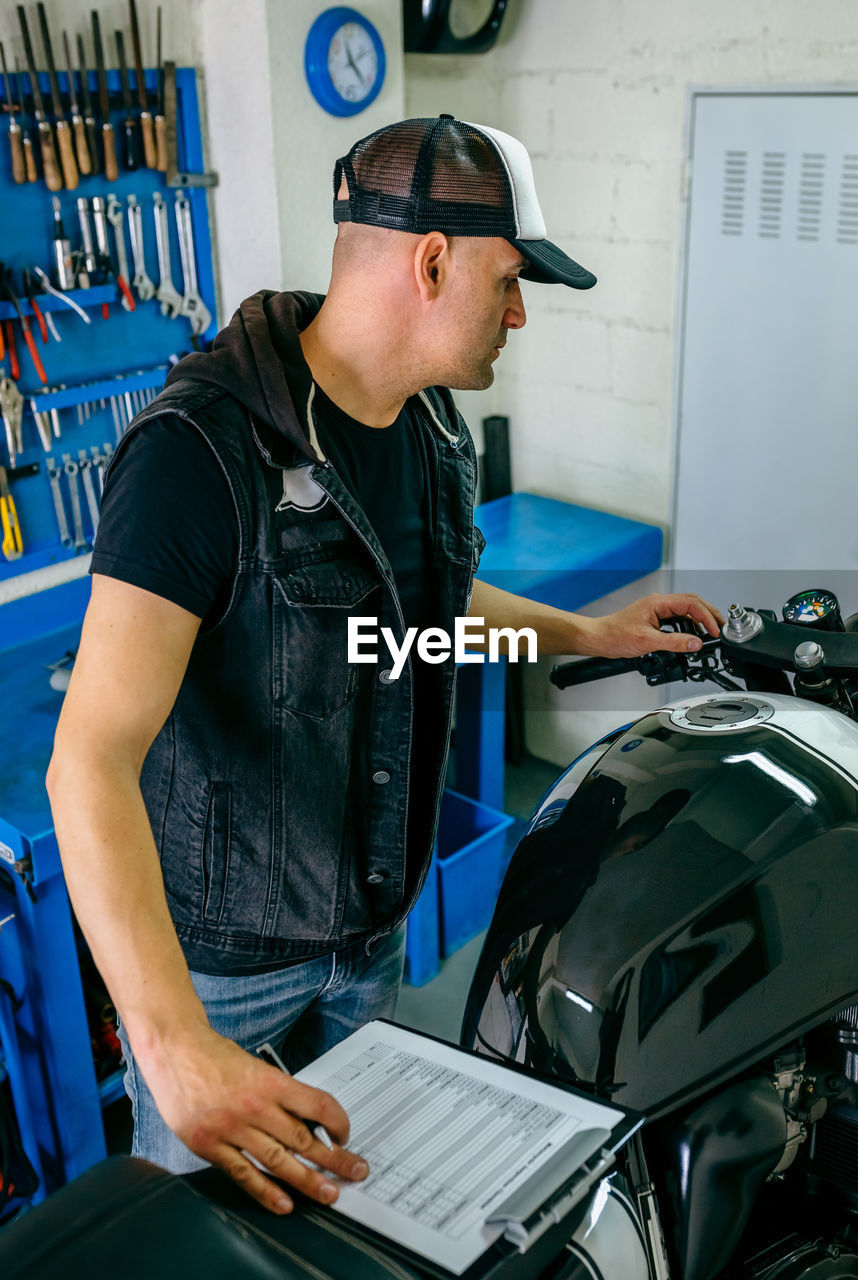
left=295, top=1021, right=625, bottom=1275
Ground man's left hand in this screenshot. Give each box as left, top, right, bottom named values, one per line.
left=580, top=593, right=724, bottom=659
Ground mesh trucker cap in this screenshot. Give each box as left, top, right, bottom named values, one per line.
left=333, top=115, right=597, bottom=289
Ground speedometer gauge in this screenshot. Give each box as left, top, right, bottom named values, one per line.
left=782, top=589, right=843, bottom=631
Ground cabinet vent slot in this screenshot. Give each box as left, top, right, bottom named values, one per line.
left=797, top=152, right=825, bottom=241
left=837, top=153, right=858, bottom=245
left=759, top=151, right=785, bottom=239
left=722, top=149, right=747, bottom=236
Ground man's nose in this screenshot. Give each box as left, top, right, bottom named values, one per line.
left=503, top=282, right=526, bottom=329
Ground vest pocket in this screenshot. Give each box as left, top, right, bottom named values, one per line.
left=273, top=556, right=380, bottom=718
left=201, top=782, right=232, bottom=925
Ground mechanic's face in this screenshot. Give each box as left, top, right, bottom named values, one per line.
left=441, top=238, right=527, bottom=390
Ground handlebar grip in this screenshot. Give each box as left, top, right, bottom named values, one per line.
left=550, top=656, right=640, bottom=689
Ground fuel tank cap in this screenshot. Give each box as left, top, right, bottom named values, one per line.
left=668, top=695, right=775, bottom=732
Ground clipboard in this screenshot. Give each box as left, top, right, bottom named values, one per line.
left=288, top=1019, right=643, bottom=1280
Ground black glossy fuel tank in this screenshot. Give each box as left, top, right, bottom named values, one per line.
left=462, top=704, right=858, bottom=1119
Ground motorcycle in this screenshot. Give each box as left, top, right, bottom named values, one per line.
left=462, top=587, right=858, bottom=1279
left=4, top=588, right=858, bottom=1280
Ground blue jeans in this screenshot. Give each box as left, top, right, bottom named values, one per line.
left=118, top=926, right=406, bottom=1173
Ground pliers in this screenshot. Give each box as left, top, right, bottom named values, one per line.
left=0, top=372, right=24, bottom=469
left=23, top=268, right=60, bottom=344
left=0, top=265, right=47, bottom=385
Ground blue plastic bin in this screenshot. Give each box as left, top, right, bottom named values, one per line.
left=403, top=847, right=440, bottom=987
left=436, top=789, right=514, bottom=958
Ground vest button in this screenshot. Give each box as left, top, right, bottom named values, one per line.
left=372, top=769, right=391, bottom=784
left=366, top=872, right=385, bottom=885
left=379, top=668, right=394, bottom=684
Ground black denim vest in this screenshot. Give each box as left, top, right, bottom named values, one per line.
left=117, top=377, right=483, bottom=973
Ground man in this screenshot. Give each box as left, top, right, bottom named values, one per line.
left=47, top=116, right=721, bottom=1215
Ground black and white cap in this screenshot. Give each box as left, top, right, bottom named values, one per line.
left=333, top=115, right=597, bottom=289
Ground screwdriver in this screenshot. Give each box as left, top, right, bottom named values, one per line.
left=15, top=59, right=38, bottom=183
left=0, top=466, right=23, bottom=560
left=0, top=41, right=24, bottom=184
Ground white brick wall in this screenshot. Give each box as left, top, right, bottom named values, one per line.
left=406, top=0, right=858, bottom=766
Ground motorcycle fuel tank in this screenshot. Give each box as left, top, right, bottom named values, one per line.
left=462, top=693, right=858, bottom=1119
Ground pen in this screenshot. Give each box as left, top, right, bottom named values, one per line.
left=256, top=1040, right=335, bottom=1150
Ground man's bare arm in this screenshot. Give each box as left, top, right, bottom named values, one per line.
left=47, top=574, right=368, bottom=1213
left=467, top=579, right=723, bottom=657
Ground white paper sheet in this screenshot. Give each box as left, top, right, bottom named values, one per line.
left=295, top=1021, right=625, bottom=1275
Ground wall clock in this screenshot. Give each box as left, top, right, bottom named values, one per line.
left=304, top=7, right=386, bottom=116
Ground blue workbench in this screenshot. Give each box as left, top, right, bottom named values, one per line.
left=0, top=577, right=112, bottom=1202
left=455, top=492, right=663, bottom=810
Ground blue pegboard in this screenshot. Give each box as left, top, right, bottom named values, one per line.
left=0, top=67, right=217, bottom=584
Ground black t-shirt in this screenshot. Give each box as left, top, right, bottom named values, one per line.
left=92, top=389, right=433, bottom=633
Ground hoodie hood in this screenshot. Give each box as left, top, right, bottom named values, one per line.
left=164, top=290, right=325, bottom=465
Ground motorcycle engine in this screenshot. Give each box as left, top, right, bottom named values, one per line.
left=738, top=1009, right=858, bottom=1279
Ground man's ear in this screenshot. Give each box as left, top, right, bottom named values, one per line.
left=414, top=232, right=450, bottom=301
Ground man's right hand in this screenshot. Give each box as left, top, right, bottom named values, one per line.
left=138, top=1026, right=369, bottom=1214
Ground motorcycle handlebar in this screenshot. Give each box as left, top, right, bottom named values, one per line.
left=550, top=655, right=641, bottom=689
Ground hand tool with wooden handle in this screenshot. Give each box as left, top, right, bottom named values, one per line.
left=0, top=42, right=25, bottom=184
left=91, top=10, right=118, bottom=182
left=36, top=2, right=78, bottom=189
left=76, top=33, right=99, bottom=175
left=62, top=30, right=90, bottom=175
left=17, top=5, right=61, bottom=191
left=129, top=0, right=156, bottom=168
left=15, top=58, right=38, bottom=182
left=0, top=466, right=23, bottom=560
left=154, top=5, right=166, bottom=170
left=115, top=30, right=139, bottom=171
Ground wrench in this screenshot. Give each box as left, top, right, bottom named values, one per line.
left=106, top=195, right=136, bottom=308
left=153, top=192, right=182, bottom=318
left=46, top=457, right=73, bottom=548
left=78, top=449, right=100, bottom=532
left=174, top=192, right=212, bottom=336
left=28, top=397, right=52, bottom=453
left=62, top=453, right=88, bottom=550
left=99, top=196, right=135, bottom=313
left=127, top=195, right=155, bottom=302
left=91, top=443, right=113, bottom=497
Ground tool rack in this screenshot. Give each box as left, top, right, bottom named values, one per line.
left=0, top=66, right=218, bottom=1208
left=0, top=65, right=216, bottom=584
